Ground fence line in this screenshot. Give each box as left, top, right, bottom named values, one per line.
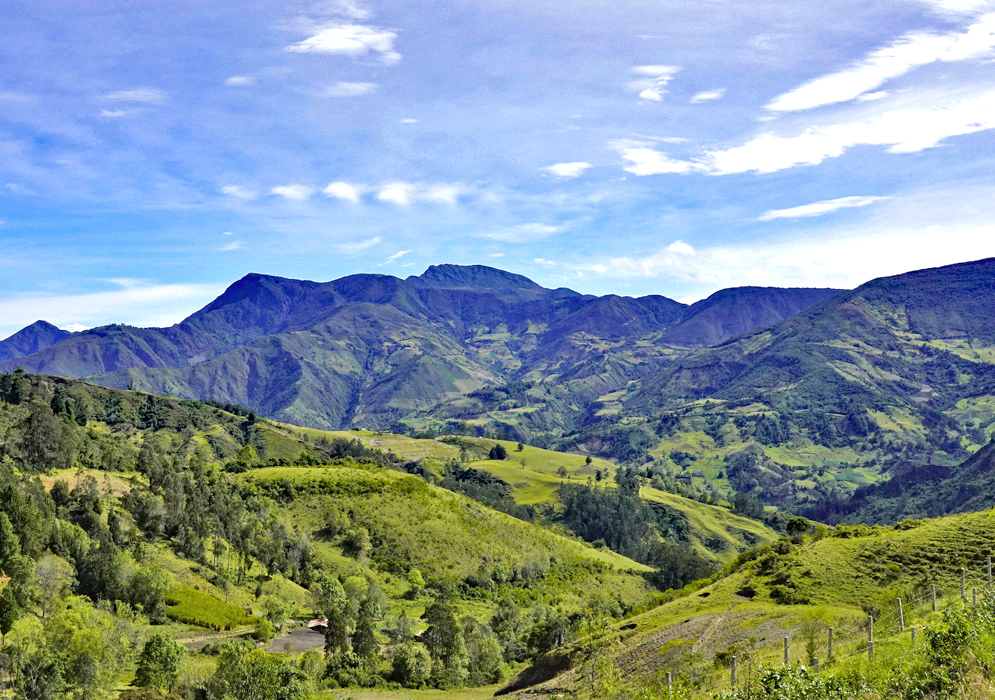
left=640, top=558, right=995, bottom=697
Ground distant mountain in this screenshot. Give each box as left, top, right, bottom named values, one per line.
left=629, top=257, right=995, bottom=415
left=0, top=320, right=72, bottom=363
left=0, top=266, right=840, bottom=431
left=662, top=286, right=842, bottom=348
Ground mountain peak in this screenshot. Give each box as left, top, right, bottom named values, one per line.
left=409, top=264, right=543, bottom=292
left=0, top=320, right=73, bottom=363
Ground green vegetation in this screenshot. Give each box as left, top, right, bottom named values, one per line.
left=165, top=584, right=255, bottom=630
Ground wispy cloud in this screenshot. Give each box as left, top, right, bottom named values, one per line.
left=332, top=236, right=380, bottom=254
left=312, top=0, right=372, bottom=20
left=533, top=257, right=557, bottom=266
left=286, top=24, right=400, bottom=64
left=482, top=223, right=565, bottom=243
left=221, top=185, right=257, bottom=200
left=322, top=81, right=377, bottom=97
left=271, top=184, right=314, bottom=200
left=101, top=88, right=167, bottom=104
left=383, top=249, right=411, bottom=264
left=225, top=76, right=254, bottom=86
left=758, top=196, right=889, bottom=221
left=766, top=14, right=995, bottom=112
left=614, top=90, right=995, bottom=176
left=610, top=140, right=701, bottom=175
left=0, top=280, right=224, bottom=336
left=375, top=182, right=465, bottom=205
left=541, top=162, right=591, bottom=178
left=628, top=65, right=680, bottom=102
left=324, top=181, right=368, bottom=202
left=377, top=182, right=416, bottom=205
left=708, top=90, right=995, bottom=174
left=690, top=88, right=726, bottom=104
left=220, top=240, right=244, bottom=251
left=578, top=227, right=995, bottom=291
left=100, top=109, right=127, bottom=118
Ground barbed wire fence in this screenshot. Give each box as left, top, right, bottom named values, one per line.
left=637, top=556, right=995, bottom=698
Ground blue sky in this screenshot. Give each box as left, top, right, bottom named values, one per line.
left=3, top=0, right=995, bottom=337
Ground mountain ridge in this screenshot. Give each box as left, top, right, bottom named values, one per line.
left=0, top=265, right=844, bottom=431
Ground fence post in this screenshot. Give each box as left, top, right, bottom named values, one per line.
left=868, top=616, right=874, bottom=661
left=911, top=626, right=917, bottom=644
left=667, top=671, right=672, bottom=694
left=989, top=556, right=992, bottom=587
left=897, top=597, right=904, bottom=632
left=731, top=656, right=737, bottom=687
left=932, top=583, right=937, bottom=612
left=828, top=626, right=834, bottom=660
left=813, top=657, right=819, bottom=673
left=784, top=636, right=789, bottom=665
left=962, top=568, right=967, bottom=600
left=973, top=587, right=978, bottom=611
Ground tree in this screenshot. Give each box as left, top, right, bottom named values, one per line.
left=209, top=646, right=313, bottom=700
left=390, top=644, right=432, bottom=687
left=490, top=598, right=527, bottom=662
left=386, top=612, right=412, bottom=645
left=259, top=595, right=290, bottom=632
left=585, top=455, right=593, bottom=465
left=35, top=553, right=74, bottom=619
left=422, top=596, right=468, bottom=687
left=786, top=516, right=811, bottom=542
left=556, top=466, right=568, bottom=478
left=462, top=617, right=506, bottom=685
left=351, top=597, right=379, bottom=658
left=128, top=564, right=171, bottom=624
left=516, top=443, right=524, bottom=452
left=134, top=633, right=185, bottom=692
left=406, top=568, right=424, bottom=598
left=526, top=606, right=571, bottom=656
left=488, top=444, right=507, bottom=461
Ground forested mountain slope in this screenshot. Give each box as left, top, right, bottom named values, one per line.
left=0, top=266, right=839, bottom=433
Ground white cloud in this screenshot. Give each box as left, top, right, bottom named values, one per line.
left=286, top=24, right=400, bottom=64
left=61, top=323, right=89, bottom=333
left=580, top=228, right=995, bottom=291
left=384, top=250, right=411, bottom=264
left=322, top=81, right=377, bottom=97
left=0, top=281, right=224, bottom=337
left=100, top=109, right=127, bottom=118
left=311, top=0, right=372, bottom=20
left=690, top=88, right=726, bottom=104
left=5, top=183, right=34, bottom=196
left=482, top=223, right=565, bottom=243
left=377, top=182, right=416, bottom=205
left=419, top=184, right=464, bottom=204
left=221, top=185, right=257, bottom=199
left=628, top=65, right=680, bottom=102
left=271, top=184, right=314, bottom=200
left=225, top=76, right=254, bottom=86
left=758, top=196, right=889, bottom=221
left=533, top=258, right=557, bottom=266
left=332, top=236, right=380, bottom=254
left=101, top=88, right=167, bottom=103
left=766, top=13, right=995, bottom=112
left=375, top=182, right=464, bottom=205
left=706, top=90, right=995, bottom=174
left=487, top=253, right=505, bottom=258
left=857, top=91, right=888, bottom=102
left=541, top=162, right=592, bottom=178
left=610, top=140, right=700, bottom=175
left=401, top=118, right=419, bottom=123
left=324, top=181, right=368, bottom=202
left=220, top=241, right=244, bottom=251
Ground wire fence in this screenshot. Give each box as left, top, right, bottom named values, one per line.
left=635, top=557, right=995, bottom=698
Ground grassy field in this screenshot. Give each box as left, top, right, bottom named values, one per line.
left=523, top=509, right=995, bottom=696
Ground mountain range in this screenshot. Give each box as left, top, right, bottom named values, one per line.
left=0, top=264, right=842, bottom=430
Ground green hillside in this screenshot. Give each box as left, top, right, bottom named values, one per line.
left=504, top=509, right=995, bottom=699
